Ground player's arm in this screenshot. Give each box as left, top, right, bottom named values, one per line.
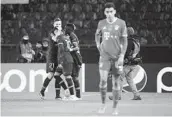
left=57, top=40, right=65, bottom=65
left=120, top=21, right=128, bottom=58
left=132, top=40, right=140, bottom=58
left=46, top=37, right=53, bottom=62
left=70, top=33, right=79, bottom=51
left=95, top=21, right=102, bottom=50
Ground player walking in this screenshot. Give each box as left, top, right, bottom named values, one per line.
left=95, top=2, right=128, bottom=115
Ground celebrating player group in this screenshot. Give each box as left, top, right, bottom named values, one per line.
left=39, top=18, right=82, bottom=101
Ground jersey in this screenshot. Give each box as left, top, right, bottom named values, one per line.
left=69, top=32, right=82, bottom=66
left=46, top=29, right=63, bottom=73
left=97, top=18, right=127, bottom=59
left=46, top=35, right=58, bottom=64
left=46, top=35, right=58, bottom=73
left=57, top=34, right=73, bottom=64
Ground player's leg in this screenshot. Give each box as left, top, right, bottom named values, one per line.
left=39, top=62, right=56, bottom=99
left=63, top=63, right=78, bottom=100
left=54, top=72, right=61, bottom=99
left=112, top=74, right=120, bottom=115
left=98, top=56, right=111, bottom=113
left=125, top=65, right=141, bottom=100
left=72, top=63, right=81, bottom=99
left=117, top=67, right=127, bottom=100
left=109, top=74, right=123, bottom=100
left=40, top=72, right=54, bottom=99
left=111, top=60, right=123, bottom=115
left=54, top=67, right=69, bottom=99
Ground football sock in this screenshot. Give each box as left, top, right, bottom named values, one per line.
left=54, top=76, right=61, bottom=97
left=66, top=77, right=74, bottom=95
left=54, top=76, right=67, bottom=90
left=41, top=78, right=51, bottom=92
left=100, top=87, right=107, bottom=104
left=73, top=78, right=81, bottom=98
left=112, top=89, right=120, bottom=108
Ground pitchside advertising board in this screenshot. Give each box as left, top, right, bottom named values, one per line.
left=85, top=63, right=172, bottom=93
left=0, top=63, right=172, bottom=93
left=0, top=64, right=85, bottom=94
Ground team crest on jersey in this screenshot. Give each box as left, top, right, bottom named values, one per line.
left=114, top=25, right=119, bottom=30
left=122, top=65, right=147, bottom=92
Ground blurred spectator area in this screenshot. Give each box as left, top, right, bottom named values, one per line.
left=1, top=0, right=172, bottom=45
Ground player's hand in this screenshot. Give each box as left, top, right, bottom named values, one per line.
left=57, top=64, right=63, bottom=69
left=117, top=54, right=124, bottom=74
left=51, top=33, right=57, bottom=42
left=69, top=48, right=73, bottom=52
left=96, top=44, right=101, bottom=52
left=117, top=54, right=124, bottom=66
left=31, top=50, right=35, bottom=55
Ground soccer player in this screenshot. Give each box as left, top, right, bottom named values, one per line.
left=109, top=27, right=142, bottom=100
left=64, top=23, right=82, bottom=99
left=95, top=2, right=128, bottom=115
left=39, top=18, right=68, bottom=100
left=57, top=32, right=79, bottom=101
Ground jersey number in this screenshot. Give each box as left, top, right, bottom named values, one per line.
left=49, top=63, right=54, bottom=70
left=104, top=32, right=110, bottom=40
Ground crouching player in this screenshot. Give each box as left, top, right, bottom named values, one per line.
left=65, top=23, right=82, bottom=99
left=109, top=27, right=142, bottom=100
left=57, top=33, right=79, bottom=101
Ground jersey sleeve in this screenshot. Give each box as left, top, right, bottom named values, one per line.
left=70, top=33, right=78, bottom=43
left=121, top=21, right=128, bottom=37
left=57, top=39, right=65, bottom=64
left=46, top=38, right=54, bottom=63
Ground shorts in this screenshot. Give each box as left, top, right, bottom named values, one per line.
left=46, top=62, right=62, bottom=74
left=71, top=51, right=82, bottom=66
left=62, top=62, right=73, bottom=76
left=72, top=63, right=80, bottom=77
left=121, top=65, right=139, bottom=81
left=99, top=54, right=121, bottom=75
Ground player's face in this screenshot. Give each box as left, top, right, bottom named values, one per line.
left=43, top=41, right=48, bottom=47
left=104, top=7, right=116, bottom=21
left=36, top=43, right=42, bottom=48
left=53, top=21, right=62, bottom=30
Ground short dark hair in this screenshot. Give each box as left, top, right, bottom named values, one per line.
left=104, top=2, right=115, bottom=9
left=37, top=41, right=42, bottom=44
left=66, top=23, right=76, bottom=30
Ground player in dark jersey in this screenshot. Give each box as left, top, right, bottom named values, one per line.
left=57, top=33, right=79, bottom=101
left=95, top=2, right=128, bottom=115
left=39, top=18, right=68, bottom=100
left=64, top=23, right=82, bottom=99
